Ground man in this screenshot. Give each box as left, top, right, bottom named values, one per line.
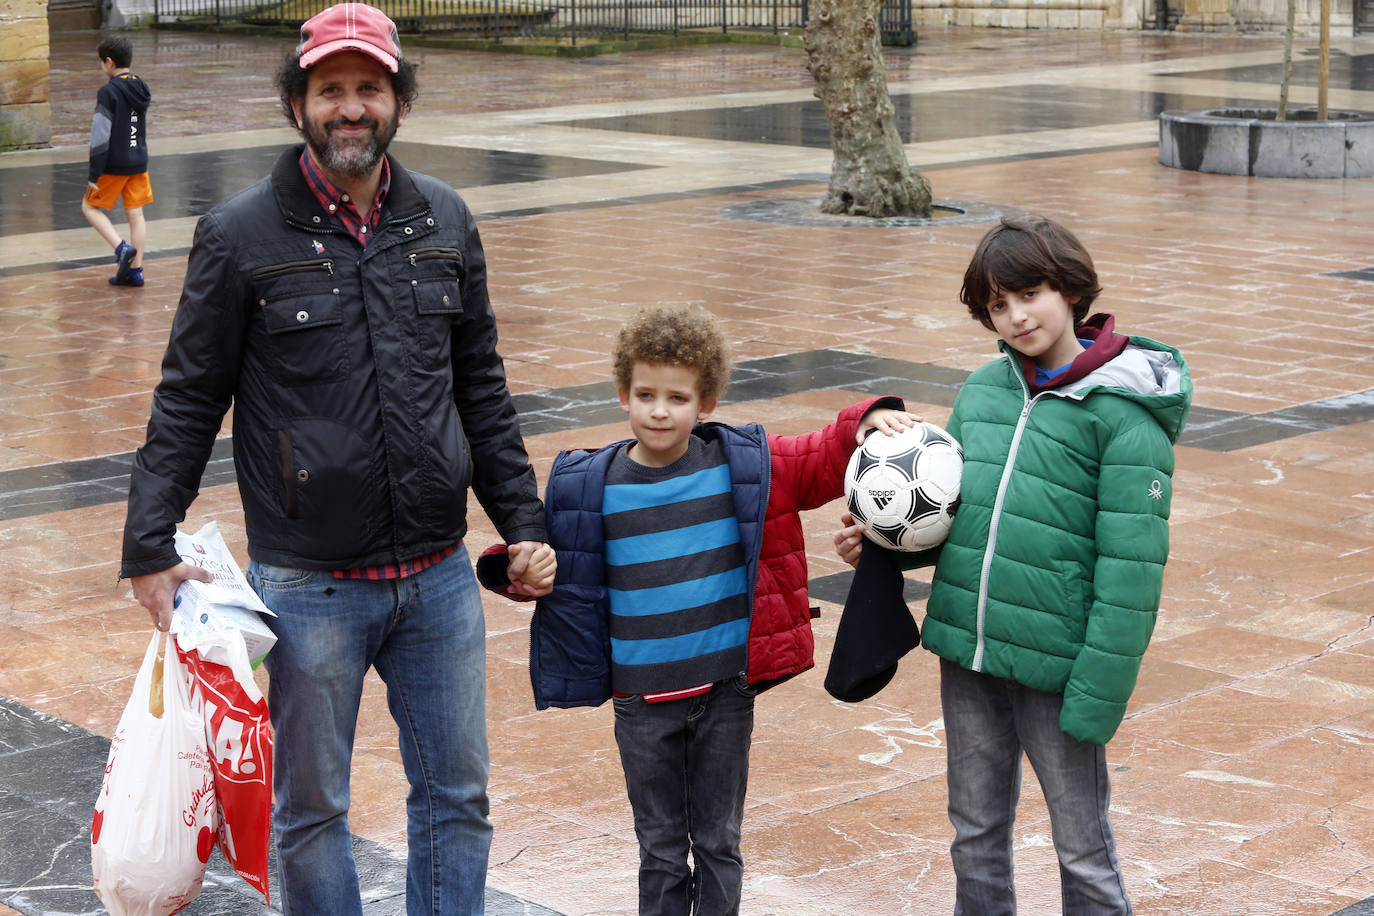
left=120, top=5, right=554, bottom=913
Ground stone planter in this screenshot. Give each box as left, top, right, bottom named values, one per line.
left=1159, top=108, right=1374, bottom=179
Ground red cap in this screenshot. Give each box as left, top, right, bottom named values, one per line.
left=297, top=3, right=401, bottom=73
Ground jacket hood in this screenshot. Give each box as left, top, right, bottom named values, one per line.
left=1063, top=336, right=1192, bottom=444
left=109, top=73, right=151, bottom=107
left=1000, top=313, right=1192, bottom=444
left=1015, top=312, right=1129, bottom=396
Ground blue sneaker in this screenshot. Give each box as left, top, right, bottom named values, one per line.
left=110, top=266, right=144, bottom=287
left=113, top=241, right=135, bottom=283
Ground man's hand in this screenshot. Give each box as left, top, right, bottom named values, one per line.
left=833, top=511, right=867, bottom=569
left=506, top=541, right=556, bottom=597
left=130, top=562, right=214, bottom=632
left=856, top=408, right=921, bottom=443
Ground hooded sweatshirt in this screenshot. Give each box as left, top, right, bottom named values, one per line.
left=89, top=72, right=152, bottom=183
left=921, top=312, right=1192, bottom=745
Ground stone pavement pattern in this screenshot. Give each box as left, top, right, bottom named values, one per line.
left=1, top=24, right=1373, bottom=916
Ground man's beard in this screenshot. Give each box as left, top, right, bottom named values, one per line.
left=304, top=111, right=399, bottom=179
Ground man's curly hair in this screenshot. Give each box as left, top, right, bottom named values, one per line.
left=612, top=306, right=731, bottom=404
left=275, top=51, right=419, bottom=128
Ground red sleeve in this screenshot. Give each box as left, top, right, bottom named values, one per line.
left=766, top=396, right=905, bottom=511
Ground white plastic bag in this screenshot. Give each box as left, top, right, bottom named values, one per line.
left=92, top=632, right=219, bottom=916
left=172, top=520, right=277, bottom=667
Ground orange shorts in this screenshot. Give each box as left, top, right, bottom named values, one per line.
left=84, top=172, right=154, bottom=211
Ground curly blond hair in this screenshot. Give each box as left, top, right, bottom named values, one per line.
left=612, top=306, right=731, bottom=403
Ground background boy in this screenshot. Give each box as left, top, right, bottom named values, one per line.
left=82, top=35, right=152, bottom=287
left=836, top=215, right=1192, bottom=913
left=495, top=306, right=914, bottom=914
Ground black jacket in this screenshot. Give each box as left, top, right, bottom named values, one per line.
left=121, top=146, right=546, bottom=576
left=88, top=73, right=151, bottom=183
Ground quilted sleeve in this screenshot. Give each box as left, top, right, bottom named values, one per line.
left=767, top=396, right=905, bottom=511
left=1059, top=412, right=1176, bottom=745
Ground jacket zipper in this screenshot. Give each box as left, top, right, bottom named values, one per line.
left=251, top=258, right=335, bottom=282
left=406, top=247, right=463, bottom=268
left=972, top=356, right=1038, bottom=672
left=747, top=428, right=769, bottom=681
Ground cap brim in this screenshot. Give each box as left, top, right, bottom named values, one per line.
left=299, top=39, right=399, bottom=73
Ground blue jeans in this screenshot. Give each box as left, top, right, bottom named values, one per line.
left=940, top=659, right=1131, bottom=916
left=249, top=546, right=491, bottom=916
left=613, top=678, right=757, bottom=916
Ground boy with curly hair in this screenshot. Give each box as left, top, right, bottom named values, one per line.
left=489, top=306, right=915, bottom=914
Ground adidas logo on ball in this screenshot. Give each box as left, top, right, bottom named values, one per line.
left=844, top=422, right=963, bottom=552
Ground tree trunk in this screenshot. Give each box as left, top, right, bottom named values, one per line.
left=804, top=0, right=931, bottom=218
left=1277, top=0, right=1295, bottom=119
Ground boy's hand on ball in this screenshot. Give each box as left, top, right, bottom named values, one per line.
left=833, top=512, right=866, bottom=568
left=857, top=409, right=922, bottom=443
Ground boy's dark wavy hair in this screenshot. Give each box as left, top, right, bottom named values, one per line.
left=275, top=52, right=419, bottom=128
left=960, top=215, right=1102, bottom=331
left=97, top=36, right=134, bottom=69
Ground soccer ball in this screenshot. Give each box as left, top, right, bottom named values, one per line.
left=844, top=422, right=963, bottom=551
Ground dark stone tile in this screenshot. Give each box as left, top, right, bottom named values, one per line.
left=808, top=570, right=931, bottom=607
left=1163, top=51, right=1374, bottom=93
left=1177, top=413, right=1304, bottom=451
left=1327, top=266, right=1374, bottom=283
left=0, top=142, right=651, bottom=237
left=550, top=87, right=1276, bottom=148
left=513, top=381, right=619, bottom=413
left=0, top=734, right=111, bottom=825
left=0, top=438, right=232, bottom=521
left=1178, top=392, right=1374, bottom=452
left=519, top=403, right=629, bottom=439
left=0, top=697, right=94, bottom=756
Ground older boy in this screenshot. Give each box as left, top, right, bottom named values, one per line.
left=486, top=306, right=914, bottom=914
left=82, top=36, right=152, bottom=287
left=837, top=215, right=1192, bottom=913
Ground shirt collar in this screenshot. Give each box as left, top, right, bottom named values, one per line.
left=298, top=148, right=391, bottom=224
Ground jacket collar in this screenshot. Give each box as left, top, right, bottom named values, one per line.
left=1011, top=312, right=1130, bottom=396
left=271, top=144, right=429, bottom=230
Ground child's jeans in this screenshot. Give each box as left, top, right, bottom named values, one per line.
left=613, top=677, right=756, bottom=916
left=940, top=659, right=1132, bottom=916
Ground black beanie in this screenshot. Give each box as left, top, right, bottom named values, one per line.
left=824, top=542, right=922, bottom=702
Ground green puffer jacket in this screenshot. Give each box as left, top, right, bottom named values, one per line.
left=923, top=335, right=1191, bottom=745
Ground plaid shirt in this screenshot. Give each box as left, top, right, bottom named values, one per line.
left=333, top=544, right=459, bottom=581
left=298, top=148, right=390, bottom=247
left=298, top=151, right=455, bottom=579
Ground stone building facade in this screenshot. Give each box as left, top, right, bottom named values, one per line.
left=0, top=0, right=50, bottom=150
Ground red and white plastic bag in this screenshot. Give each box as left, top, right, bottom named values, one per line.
left=92, top=632, right=218, bottom=916
left=175, top=628, right=274, bottom=903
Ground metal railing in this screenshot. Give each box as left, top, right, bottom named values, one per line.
left=151, top=0, right=914, bottom=46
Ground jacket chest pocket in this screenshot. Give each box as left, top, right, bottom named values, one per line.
left=405, top=246, right=465, bottom=369
left=252, top=258, right=350, bottom=387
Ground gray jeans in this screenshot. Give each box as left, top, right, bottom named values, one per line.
left=940, top=659, right=1132, bottom=915
left=613, top=678, right=757, bottom=916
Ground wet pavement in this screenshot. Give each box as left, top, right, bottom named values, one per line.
left=2, top=23, right=1374, bottom=916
